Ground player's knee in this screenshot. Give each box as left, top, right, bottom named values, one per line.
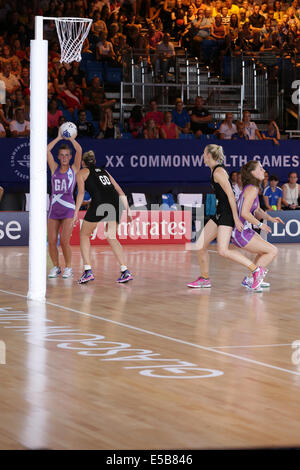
left=271, top=245, right=278, bottom=259
left=217, top=247, right=229, bottom=258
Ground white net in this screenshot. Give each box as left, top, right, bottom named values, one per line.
left=54, top=17, right=93, bottom=63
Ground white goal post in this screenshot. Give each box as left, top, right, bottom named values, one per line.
left=27, top=16, right=92, bottom=301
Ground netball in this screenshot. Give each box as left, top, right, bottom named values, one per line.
left=60, top=121, right=77, bottom=139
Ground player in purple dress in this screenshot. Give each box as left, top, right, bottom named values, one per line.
left=47, top=127, right=82, bottom=278
left=232, top=160, right=284, bottom=290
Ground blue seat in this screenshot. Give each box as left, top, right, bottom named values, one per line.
left=179, top=133, right=195, bottom=139
left=105, top=66, right=123, bottom=83
left=62, top=109, right=74, bottom=122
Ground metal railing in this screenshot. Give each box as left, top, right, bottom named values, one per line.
left=120, top=82, right=244, bottom=124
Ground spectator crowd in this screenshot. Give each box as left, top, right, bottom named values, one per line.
left=0, top=0, right=299, bottom=139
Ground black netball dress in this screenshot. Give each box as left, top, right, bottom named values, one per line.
left=84, top=166, right=122, bottom=223
left=210, top=164, right=235, bottom=227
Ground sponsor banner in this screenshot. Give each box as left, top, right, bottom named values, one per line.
left=266, top=210, right=300, bottom=243
left=0, top=212, right=29, bottom=246
left=1, top=138, right=300, bottom=188
left=70, top=210, right=192, bottom=245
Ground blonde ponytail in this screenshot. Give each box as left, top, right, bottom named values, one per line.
left=205, top=144, right=225, bottom=165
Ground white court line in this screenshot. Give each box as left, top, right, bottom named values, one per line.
left=0, top=288, right=300, bottom=377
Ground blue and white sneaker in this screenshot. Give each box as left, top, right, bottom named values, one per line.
left=241, top=274, right=270, bottom=289
left=78, top=269, right=95, bottom=284
left=48, top=266, right=61, bottom=278
left=117, top=269, right=133, bottom=283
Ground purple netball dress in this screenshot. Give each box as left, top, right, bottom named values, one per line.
left=232, top=184, right=259, bottom=248
left=48, top=166, right=76, bottom=220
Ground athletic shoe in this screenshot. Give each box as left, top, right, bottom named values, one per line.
left=241, top=276, right=252, bottom=288
left=62, top=267, right=73, bottom=279
left=242, top=276, right=270, bottom=288
left=48, top=266, right=61, bottom=278
left=251, top=266, right=264, bottom=290
left=117, top=269, right=133, bottom=283
left=78, top=269, right=95, bottom=284
left=187, top=277, right=211, bottom=288
left=246, top=285, right=263, bottom=293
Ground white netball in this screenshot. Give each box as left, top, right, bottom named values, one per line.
left=60, top=121, right=77, bottom=138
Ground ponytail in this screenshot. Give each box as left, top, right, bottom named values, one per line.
left=83, top=150, right=96, bottom=169
left=205, top=144, right=225, bottom=165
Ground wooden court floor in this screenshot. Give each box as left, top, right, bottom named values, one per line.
left=0, top=243, right=300, bottom=450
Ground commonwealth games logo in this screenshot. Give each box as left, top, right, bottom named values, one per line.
left=10, top=142, right=30, bottom=180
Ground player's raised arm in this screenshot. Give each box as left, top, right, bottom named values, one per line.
left=69, top=135, right=82, bottom=174
left=47, top=128, right=62, bottom=174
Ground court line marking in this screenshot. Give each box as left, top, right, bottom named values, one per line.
left=0, top=288, right=300, bottom=377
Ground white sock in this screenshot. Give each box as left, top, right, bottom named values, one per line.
left=121, top=265, right=127, bottom=272
left=84, top=265, right=92, bottom=271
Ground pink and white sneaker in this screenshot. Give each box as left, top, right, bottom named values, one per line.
left=251, top=266, right=264, bottom=290
left=187, top=277, right=211, bottom=288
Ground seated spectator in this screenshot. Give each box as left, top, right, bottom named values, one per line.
left=220, top=6, right=231, bottom=33
left=13, top=38, right=26, bottom=62
left=11, top=57, right=22, bottom=79
left=91, top=10, right=108, bottom=41
left=143, top=118, right=159, bottom=138
left=262, top=120, right=280, bottom=145
left=213, top=0, right=223, bottom=17
left=145, top=99, right=164, bottom=127
left=0, top=186, right=4, bottom=202
left=0, top=63, right=21, bottom=97
left=190, top=95, right=212, bottom=137
left=147, top=21, right=164, bottom=56
left=0, top=103, right=11, bottom=129
left=239, top=8, right=249, bottom=28
left=113, top=33, right=131, bottom=66
left=263, top=175, right=282, bottom=210
left=273, top=1, right=284, bottom=23
left=192, top=8, right=213, bottom=57
left=230, top=171, right=238, bottom=186
left=242, top=110, right=262, bottom=140
left=129, top=105, right=145, bottom=138
left=226, top=0, right=239, bottom=16
left=282, top=172, right=300, bottom=210
left=84, top=77, right=116, bottom=120
left=160, top=111, right=179, bottom=138
left=0, top=121, right=6, bottom=137
left=219, top=112, right=237, bottom=139
left=53, top=66, right=68, bottom=94
left=19, top=66, right=29, bottom=93
left=66, top=61, right=87, bottom=90
left=126, top=24, right=148, bottom=63
left=98, top=107, right=115, bottom=138
left=12, top=89, right=25, bottom=116
left=233, top=172, right=243, bottom=201
left=96, top=31, right=117, bottom=64
left=259, top=170, right=270, bottom=204
left=76, top=109, right=95, bottom=137
left=9, top=107, right=30, bottom=137
left=171, top=98, right=191, bottom=134
left=58, top=77, right=84, bottom=115
left=154, top=33, right=175, bottom=82
left=260, top=2, right=269, bottom=20
left=231, top=120, right=249, bottom=140
left=249, top=4, right=265, bottom=32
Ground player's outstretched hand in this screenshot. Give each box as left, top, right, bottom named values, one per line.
left=271, top=217, right=284, bottom=225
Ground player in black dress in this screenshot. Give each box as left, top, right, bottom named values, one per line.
left=73, top=150, right=133, bottom=284
left=187, top=144, right=264, bottom=290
